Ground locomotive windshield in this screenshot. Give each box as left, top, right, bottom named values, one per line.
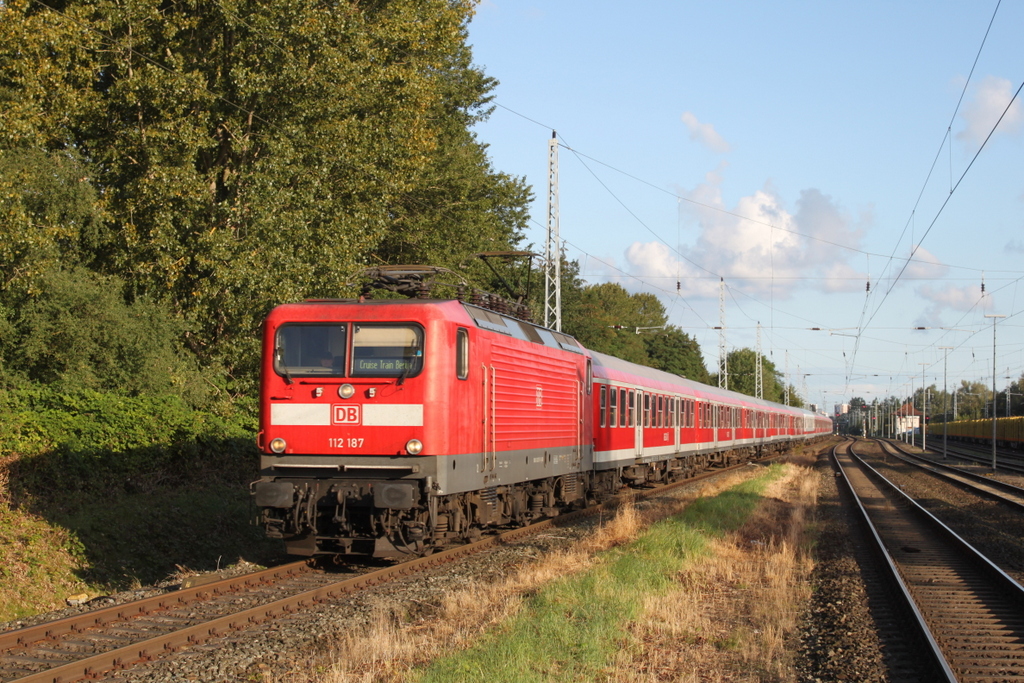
left=274, top=324, right=347, bottom=377
left=351, top=325, right=423, bottom=378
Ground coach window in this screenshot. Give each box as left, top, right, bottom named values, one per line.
left=619, top=388, right=628, bottom=428
left=609, top=387, right=618, bottom=427
left=599, top=386, right=607, bottom=428
left=351, top=325, right=424, bottom=378
left=628, top=390, right=635, bottom=427
left=274, top=323, right=347, bottom=378
left=658, top=396, right=665, bottom=428
left=456, top=328, right=469, bottom=380
left=642, top=393, right=650, bottom=428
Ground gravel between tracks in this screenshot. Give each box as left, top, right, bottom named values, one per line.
left=78, top=481, right=714, bottom=682
left=793, top=444, right=889, bottom=682
left=15, top=441, right=1004, bottom=683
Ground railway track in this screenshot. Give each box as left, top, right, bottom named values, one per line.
left=878, top=439, right=1024, bottom=512
left=834, top=439, right=1024, bottom=681
left=0, top=457, right=774, bottom=683
left=911, top=435, right=1024, bottom=475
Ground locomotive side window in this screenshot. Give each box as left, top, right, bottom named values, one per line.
left=456, top=328, right=469, bottom=380
left=351, top=325, right=424, bottom=378
left=619, top=388, right=627, bottom=427
left=600, top=385, right=607, bottom=428
left=274, top=324, right=347, bottom=377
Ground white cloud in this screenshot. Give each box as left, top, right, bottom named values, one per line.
left=680, top=111, right=731, bottom=154
left=956, top=75, right=1023, bottom=146
left=915, top=282, right=989, bottom=326
left=903, top=245, right=948, bottom=280
left=625, top=175, right=866, bottom=301
left=917, top=283, right=979, bottom=312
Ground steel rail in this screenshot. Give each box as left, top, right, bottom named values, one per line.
left=3, top=451, right=792, bottom=683
left=0, top=561, right=312, bottom=652
left=837, top=439, right=1024, bottom=681
left=913, top=436, right=1024, bottom=475
left=832, top=440, right=956, bottom=681
left=878, top=438, right=1024, bottom=511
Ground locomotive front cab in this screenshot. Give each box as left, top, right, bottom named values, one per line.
left=253, top=300, right=449, bottom=557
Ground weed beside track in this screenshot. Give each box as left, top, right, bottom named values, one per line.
left=300, top=458, right=820, bottom=683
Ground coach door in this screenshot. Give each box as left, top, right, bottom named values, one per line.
left=574, top=379, right=583, bottom=469
left=673, top=397, right=681, bottom=452
left=712, top=403, right=719, bottom=448
left=634, top=389, right=643, bottom=458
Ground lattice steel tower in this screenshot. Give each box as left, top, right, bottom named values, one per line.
left=756, top=322, right=763, bottom=399
left=718, top=278, right=727, bottom=389
left=544, top=131, right=562, bottom=331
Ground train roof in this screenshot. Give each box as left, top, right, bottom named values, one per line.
left=590, top=350, right=819, bottom=418
left=267, top=297, right=827, bottom=421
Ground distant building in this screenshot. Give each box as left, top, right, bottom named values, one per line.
left=894, top=402, right=921, bottom=435
left=835, top=403, right=849, bottom=416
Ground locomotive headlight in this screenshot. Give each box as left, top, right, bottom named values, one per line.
left=338, top=383, right=355, bottom=399
left=269, top=438, right=287, bottom=453
left=406, top=439, right=424, bottom=455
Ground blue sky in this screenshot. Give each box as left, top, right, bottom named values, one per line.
left=467, top=0, right=1024, bottom=413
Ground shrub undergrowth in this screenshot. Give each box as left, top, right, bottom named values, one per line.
left=0, top=382, right=279, bottom=622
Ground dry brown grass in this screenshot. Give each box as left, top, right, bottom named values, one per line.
left=610, top=464, right=819, bottom=682
left=291, top=475, right=762, bottom=683
left=301, top=503, right=645, bottom=683
left=262, top=465, right=815, bottom=682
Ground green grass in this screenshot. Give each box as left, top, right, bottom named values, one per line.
left=0, top=384, right=284, bottom=621
left=0, top=503, right=89, bottom=621
left=0, top=486, right=283, bottom=622
left=417, top=465, right=785, bottom=682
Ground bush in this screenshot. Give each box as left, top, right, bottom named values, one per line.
left=4, top=267, right=213, bottom=405
left=1, top=382, right=257, bottom=506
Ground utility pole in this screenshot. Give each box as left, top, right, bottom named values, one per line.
left=755, top=323, right=763, bottom=399
left=918, top=362, right=928, bottom=452
left=939, top=346, right=953, bottom=460
left=544, top=131, right=561, bottom=331
left=717, top=278, right=727, bottom=390
left=985, top=314, right=1006, bottom=471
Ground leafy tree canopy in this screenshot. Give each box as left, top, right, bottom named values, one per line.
left=0, top=0, right=531, bottom=391
left=561, top=281, right=707, bottom=380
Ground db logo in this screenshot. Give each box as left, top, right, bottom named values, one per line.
left=333, top=405, right=361, bottom=424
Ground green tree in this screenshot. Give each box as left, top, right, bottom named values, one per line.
left=711, top=348, right=790, bottom=403
left=7, top=268, right=209, bottom=403
left=564, top=283, right=666, bottom=365
left=954, top=380, right=990, bottom=420
left=1, top=0, right=529, bottom=389
left=0, top=149, right=107, bottom=294
left=642, top=326, right=709, bottom=383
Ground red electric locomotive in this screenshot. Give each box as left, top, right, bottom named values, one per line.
left=252, top=292, right=831, bottom=558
